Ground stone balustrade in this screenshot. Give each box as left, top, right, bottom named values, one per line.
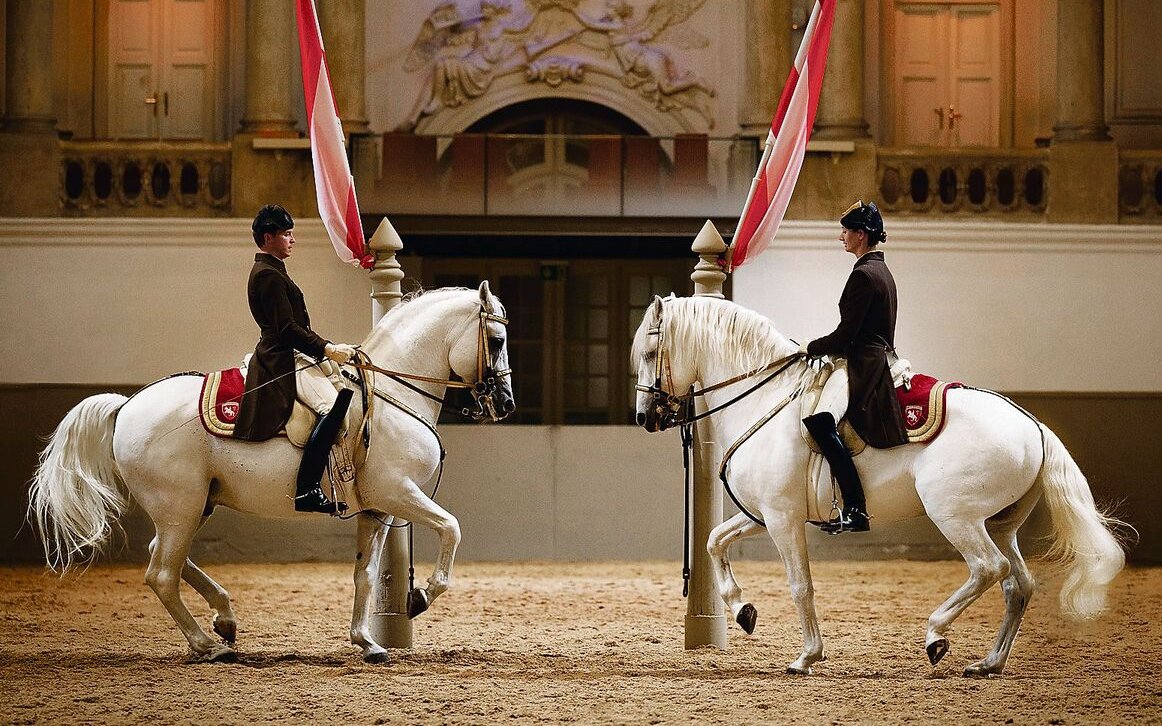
left=876, top=149, right=1050, bottom=218
left=1118, top=151, right=1162, bottom=222
left=60, top=141, right=231, bottom=215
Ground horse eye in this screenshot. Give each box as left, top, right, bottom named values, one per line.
left=488, top=336, right=504, bottom=350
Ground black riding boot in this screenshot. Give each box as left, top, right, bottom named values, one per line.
left=295, top=388, right=353, bottom=515
left=803, top=412, right=870, bottom=533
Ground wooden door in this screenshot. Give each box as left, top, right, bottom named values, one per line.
left=108, top=0, right=218, bottom=140
left=893, top=2, right=1000, bottom=147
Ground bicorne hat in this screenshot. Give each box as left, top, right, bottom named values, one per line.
left=839, top=200, right=886, bottom=244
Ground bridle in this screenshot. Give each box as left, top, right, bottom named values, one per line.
left=349, top=305, right=512, bottom=422
left=635, top=301, right=802, bottom=430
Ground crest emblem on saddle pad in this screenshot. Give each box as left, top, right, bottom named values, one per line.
left=905, top=404, right=924, bottom=428
left=220, top=401, right=239, bottom=423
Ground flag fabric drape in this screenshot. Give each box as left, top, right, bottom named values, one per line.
left=728, top=0, right=837, bottom=270
left=296, top=0, right=374, bottom=269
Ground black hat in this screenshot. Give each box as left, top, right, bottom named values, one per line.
left=840, top=200, right=886, bottom=244
left=252, top=204, right=294, bottom=245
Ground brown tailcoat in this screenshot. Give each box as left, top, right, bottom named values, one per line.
left=807, top=250, right=908, bottom=448
left=232, top=253, right=329, bottom=442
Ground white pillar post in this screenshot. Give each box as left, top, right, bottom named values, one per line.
left=366, top=217, right=413, bottom=649
left=686, top=220, right=728, bottom=650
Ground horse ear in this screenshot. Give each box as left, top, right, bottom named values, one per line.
left=651, top=295, right=664, bottom=319
left=478, top=280, right=491, bottom=307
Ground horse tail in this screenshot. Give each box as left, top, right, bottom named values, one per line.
left=28, top=393, right=129, bottom=573
left=1036, top=424, right=1128, bottom=619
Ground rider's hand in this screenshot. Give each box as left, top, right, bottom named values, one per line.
left=797, top=342, right=810, bottom=357
left=324, top=342, right=357, bottom=364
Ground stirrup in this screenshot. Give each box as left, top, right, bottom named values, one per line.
left=820, top=508, right=870, bottom=535
left=294, top=486, right=347, bottom=515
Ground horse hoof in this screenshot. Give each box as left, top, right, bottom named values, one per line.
left=206, top=646, right=237, bottom=663
left=407, top=588, right=430, bottom=620
left=363, top=650, right=390, bottom=665
left=736, top=603, right=758, bottom=635
left=785, top=665, right=812, bottom=676
left=213, top=617, right=237, bottom=644
left=963, top=662, right=1000, bottom=679
left=926, top=638, right=950, bottom=666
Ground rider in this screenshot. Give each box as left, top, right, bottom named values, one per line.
left=232, top=204, right=359, bottom=515
left=798, top=201, right=908, bottom=533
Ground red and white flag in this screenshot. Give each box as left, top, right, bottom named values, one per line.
left=296, top=0, right=374, bottom=269
left=728, top=0, right=836, bottom=270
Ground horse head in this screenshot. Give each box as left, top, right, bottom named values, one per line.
left=631, top=295, right=698, bottom=432
left=448, top=281, right=515, bottom=422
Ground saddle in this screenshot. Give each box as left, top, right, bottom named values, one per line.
left=799, top=357, right=963, bottom=455
left=198, top=356, right=345, bottom=447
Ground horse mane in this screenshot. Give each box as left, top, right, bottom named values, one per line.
left=383, top=285, right=506, bottom=324
left=665, top=297, right=796, bottom=373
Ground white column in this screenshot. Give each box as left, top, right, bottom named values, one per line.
left=240, top=0, right=297, bottom=134
left=318, top=0, right=370, bottom=134
left=686, top=220, right=728, bottom=650
left=739, top=0, right=792, bottom=134
left=814, top=0, right=869, bottom=139
left=1053, top=0, right=1110, bottom=142
left=4, top=0, right=55, bottom=133
left=367, top=218, right=413, bottom=649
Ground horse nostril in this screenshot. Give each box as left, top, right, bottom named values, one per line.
left=636, top=412, right=646, bottom=426
left=502, top=399, right=515, bottom=414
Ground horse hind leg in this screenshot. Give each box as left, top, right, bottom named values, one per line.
left=145, top=519, right=235, bottom=662
left=965, top=494, right=1040, bottom=678
left=181, top=557, right=238, bottom=645
left=168, top=516, right=239, bottom=645
left=707, top=513, right=766, bottom=635
left=924, top=517, right=1011, bottom=668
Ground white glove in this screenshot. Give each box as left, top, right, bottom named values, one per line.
left=324, top=342, right=357, bottom=364
left=797, top=342, right=810, bottom=356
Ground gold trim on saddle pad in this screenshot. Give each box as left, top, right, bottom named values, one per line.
left=199, top=370, right=240, bottom=438
left=904, top=379, right=956, bottom=444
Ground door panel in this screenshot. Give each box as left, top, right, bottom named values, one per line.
left=107, top=0, right=218, bottom=140
left=893, top=2, right=1000, bottom=148
left=950, top=7, right=1000, bottom=146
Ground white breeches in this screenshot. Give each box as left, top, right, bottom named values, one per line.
left=813, top=358, right=849, bottom=424
left=294, top=354, right=342, bottom=416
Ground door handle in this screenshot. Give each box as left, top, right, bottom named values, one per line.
left=934, top=106, right=945, bottom=130
left=163, top=91, right=169, bottom=116
left=145, top=93, right=159, bottom=116
left=947, top=105, right=963, bottom=130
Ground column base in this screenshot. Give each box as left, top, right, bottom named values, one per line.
left=231, top=134, right=317, bottom=216
left=684, top=614, right=728, bottom=650
left=1048, top=140, right=1119, bottom=223
left=369, top=612, right=413, bottom=649
left=0, top=132, right=60, bottom=215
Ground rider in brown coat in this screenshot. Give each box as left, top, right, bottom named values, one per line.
left=800, top=201, right=908, bottom=533
left=233, top=205, right=358, bottom=514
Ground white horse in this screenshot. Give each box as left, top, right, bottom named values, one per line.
left=632, top=295, right=1127, bottom=676
left=29, top=283, right=513, bottom=663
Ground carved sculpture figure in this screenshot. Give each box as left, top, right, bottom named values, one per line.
left=580, top=0, right=715, bottom=117
left=403, top=1, right=533, bottom=129
left=400, top=0, right=716, bottom=129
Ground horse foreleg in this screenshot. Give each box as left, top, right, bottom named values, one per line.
left=350, top=512, right=391, bottom=663
left=707, top=513, right=766, bottom=634
left=389, top=483, right=461, bottom=618
left=924, top=518, right=1010, bottom=668
left=965, top=525, right=1035, bottom=678
left=765, top=515, right=824, bottom=674
left=145, top=523, right=235, bottom=662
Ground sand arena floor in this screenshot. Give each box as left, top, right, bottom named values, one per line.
left=0, top=560, right=1159, bottom=724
